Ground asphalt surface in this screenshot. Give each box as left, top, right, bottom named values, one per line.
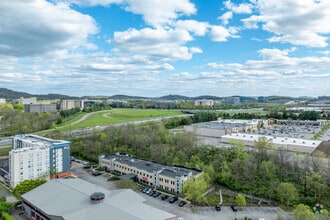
left=71, top=162, right=293, bottom=220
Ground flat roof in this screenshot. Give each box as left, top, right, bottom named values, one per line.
left=189, top=121, right=246, bottom=130
left=222, top=133, right=321, bottom=148
left=13, top=134, right=70, bottom=149
left=102, top=154, right=201, bottom=178
left=22, top=179, right=176, bottom=220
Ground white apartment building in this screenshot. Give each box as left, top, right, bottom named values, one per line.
left=99, top=153, right=202, bottom=194
left=9, top=134, right=71, bottom=187
left=0, top=98, right=6, bottom=104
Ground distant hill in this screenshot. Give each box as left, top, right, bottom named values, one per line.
left=0, top=88, right=32, bottom=99
left=109, top=95, right=148, bottom=100
left=0, top=88, right=75, bottom=100
left=157, top=94, right=192, bottom=100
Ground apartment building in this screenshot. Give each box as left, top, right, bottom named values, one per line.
left=60, top=100, right=84, bottom=111
left=0, top=98, right=6, bottom=104
left=99, top=153, right=202, bottom=194
left=9, top=134, right=70, bottom=187
left=24, top=103, right=57, bottom=113
left=12, top=97, right=37, bottom=105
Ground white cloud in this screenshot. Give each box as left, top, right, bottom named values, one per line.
left=224, top=0, right=253, bottom=14
left=218, top=11, right=233, bottom=25
left=242, top=0, right=330, bottom=47
left=210, top=25, right=232, bottom=42
left=175, top=20, right=209, bottom=36
left=110, top=27, right=198, bottom=61
left=0, top=0, right=98, bottom=57
left=123, top=0, right=196, bottom=27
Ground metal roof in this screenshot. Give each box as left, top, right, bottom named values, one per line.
left=21, top=179, right=176, bottom=220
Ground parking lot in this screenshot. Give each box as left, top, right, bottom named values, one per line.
left=71, top=162, right=293, bottom=220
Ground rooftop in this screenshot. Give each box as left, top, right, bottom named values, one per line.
left=102, top=154, right=201, bottom=178
left=222, top=133, right=321, bottom=148
left=13, top=134, right=70, bottom=150
left=21, top=178, right=176, bottom=220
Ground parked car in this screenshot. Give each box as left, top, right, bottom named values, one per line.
left=178, top=200, right=187, bottom=207
left=142, top=187, right=149, bottom=193
left=91, top=171, right=101, bottom=176
left=153, top=191, right=161, bottom=198
left=145, top=188, right=152, bottom=194
left=215, top=204, right=221, bottom=211
left=168, top=196, right=178, bottom=204
left=148, top=190, right=156, bottom=196
left=161, top=195, right=169, bottom=201
left=83, top=163, right=91, bottom=169
left=231, top=204, right=238, bottom=212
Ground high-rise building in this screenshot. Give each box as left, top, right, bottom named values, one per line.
left=9, top=134, right=70, bottom=187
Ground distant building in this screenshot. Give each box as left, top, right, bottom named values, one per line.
left=194, top=100, right=214, bottom=107
left=224, top=96, right=240, bottom=105
left=258, top=96, right=266, bottom=103
left=318, top=96, right=330, bottom=101
left=99, top=153, right=202, bottom=194
left=60, top=99, right=84, bottom=111
left=21, top=178, right=177, bottom=220
left=0, top=98, right=6, bottom=104
left=12, top=97, right=37, bottom=105
left=221, top=133, right=321, bottom=154
left=9, top=134, right=70, bottom=187
left=184, top=119, right=272, bottom=138
left=24, top=103, right=57, bottom=113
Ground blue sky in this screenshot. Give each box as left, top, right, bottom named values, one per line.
left=0, top=0, right=329, bottom=97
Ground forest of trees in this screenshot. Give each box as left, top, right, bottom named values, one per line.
left=57, top=121, right=329, bottom=210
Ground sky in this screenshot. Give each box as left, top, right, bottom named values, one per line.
left=0, top=0, right=330, bottom=98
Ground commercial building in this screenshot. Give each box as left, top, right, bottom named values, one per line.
left=221, top=133, right=321, bottom=154
left=60, top=99, right=84, bottom=111
left=24, top=103, right=57, bottom=113
left=99, top=153, right=202, bottom=194
left=194, top=99, right=214, bottom=107
left=9, top=134, right=70, bottom=187
left=12, top=97, right=37, bottom=105
left=224, top=96, right=240, bottom=105
left=21, top=178, right=177, bottom=220
left=184, top=119, right=272, bottom=138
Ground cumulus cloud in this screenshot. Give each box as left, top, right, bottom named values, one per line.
left=242, top=0, right=330, bottom=47
left=0, top=0, right=98, bottom=57
left=110, top=27, right=199, bottom=61
left=210, top=25, right=237, bottom=42
left=175, top=20, right=209, bottom=36
left=218, top=11, right=233, bottom=25
left=224, top=0, right=253, bottom=14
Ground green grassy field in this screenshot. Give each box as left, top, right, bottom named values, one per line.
left=0, top=147, right=11, bottom=156
left=47, top=109, right=184, bottom=133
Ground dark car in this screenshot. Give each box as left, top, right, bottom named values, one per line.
left=148, top=190, right=156, bottom=196
left=231, top=204, right=238, bottom=212
left=178, top=200, right=187, bottom=207
left=153, top=191, right=161, bottom=198
left=161, top=195, right=169, bottom=201
left=91, top=171, right=101, bottom=176
left=215, top=204, right=221, bottom=211
left=168, top=196, right=178, bottom=204
left=83, top=163, right=91, bottom=169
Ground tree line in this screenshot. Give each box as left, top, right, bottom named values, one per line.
left=56, top=121, right=329, bottom=210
